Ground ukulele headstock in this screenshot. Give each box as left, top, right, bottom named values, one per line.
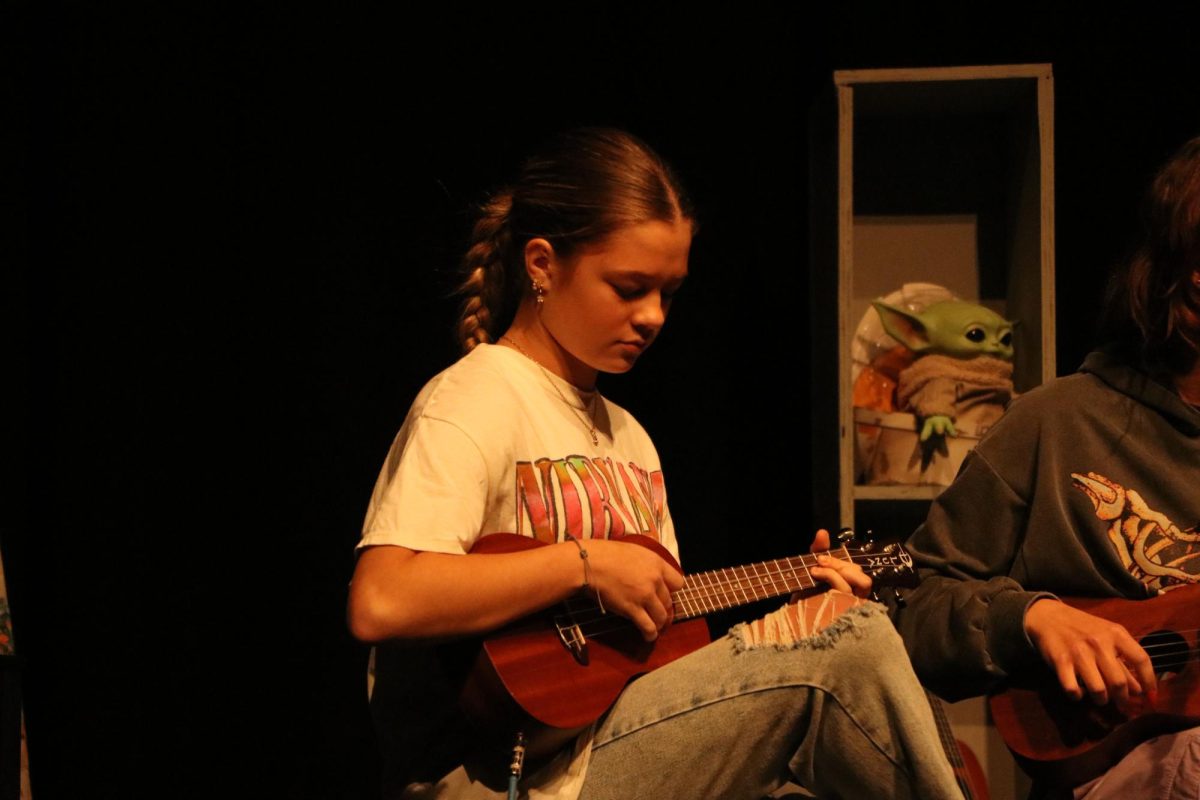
left=836, top=529, right=919, bottom=603
left=859, top=542, right=918, bottom=589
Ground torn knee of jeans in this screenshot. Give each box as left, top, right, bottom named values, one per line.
left=728, top=594, right=879, bottom=652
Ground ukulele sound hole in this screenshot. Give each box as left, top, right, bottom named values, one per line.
left=1140, top=630, right=1189, bottom=678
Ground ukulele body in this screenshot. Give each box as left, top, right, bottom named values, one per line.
left=988, top=586, right=1200, bottom=788
left=459, top=533, right=711, bottom=737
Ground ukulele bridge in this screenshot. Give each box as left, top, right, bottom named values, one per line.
left=556, top=620, right=589, bottom=665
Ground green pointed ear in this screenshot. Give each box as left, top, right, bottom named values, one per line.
left=872, top=301, right=932, bottom=353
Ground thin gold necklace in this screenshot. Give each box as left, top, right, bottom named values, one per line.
left=501, top=336, right=600, bottom=445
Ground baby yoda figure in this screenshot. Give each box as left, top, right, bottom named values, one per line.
left=871, top=300, right=1016, bottom=444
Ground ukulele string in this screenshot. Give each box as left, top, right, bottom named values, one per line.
left=1133, top=629, right=1200, bottom=653
left=1139, top=638, right=1200, bottom=650
left=1132, top=633, right=1200, bottom=642
left=671, top=551, right=889, bottom=599
left=558, top=551, right=903, bottom=641
left=577, top=551, right=885, bottom=612
left=562, top=554, right=830, bottom=627
left=671, top=551, right=897, bottom=608
left=1081, top=629, right=1200, bottom=669
left=1136, top=644, right=1200, bottom=662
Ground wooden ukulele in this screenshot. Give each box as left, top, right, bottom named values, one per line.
left=988, top=585, right=1200, bottom=789
left=455, top=532, right=916, bottom=750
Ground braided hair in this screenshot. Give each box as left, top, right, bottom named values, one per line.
left=455, top=128, right=693, bottom=353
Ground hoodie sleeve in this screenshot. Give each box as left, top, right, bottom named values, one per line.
left=891, top=450, right=1054, bottom=700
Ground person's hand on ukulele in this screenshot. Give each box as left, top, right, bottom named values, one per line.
left=584, top=539, right=685, bottom=642
left=1024, top=598, right=1157, bottom=709
left=808, top=529, right=873, bottom=598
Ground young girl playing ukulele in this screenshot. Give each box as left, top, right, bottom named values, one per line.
left=348, top=128, right=959, bottom=800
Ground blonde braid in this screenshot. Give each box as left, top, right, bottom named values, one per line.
left=456, top=191, right=513, bottom=352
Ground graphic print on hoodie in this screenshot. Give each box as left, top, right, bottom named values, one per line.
left=1072, top=471, right=1200, bottom=593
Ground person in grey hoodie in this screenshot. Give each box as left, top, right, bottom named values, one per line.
left=893, top=136, right=1200, bottom=798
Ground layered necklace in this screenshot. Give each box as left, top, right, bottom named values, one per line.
left=501, top=336, right=600, bottom=445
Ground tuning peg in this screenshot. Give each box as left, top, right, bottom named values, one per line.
left=864, top=529, right=876, bottom=541
left=837, top=527, right=856, bottom=544
left=892, top=588, right=906, bottom=608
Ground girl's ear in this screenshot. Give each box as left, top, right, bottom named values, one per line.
left=524, top=238, right=556, bottom=290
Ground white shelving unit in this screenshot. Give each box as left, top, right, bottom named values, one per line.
left=832, top=64, right=1057, bottom=529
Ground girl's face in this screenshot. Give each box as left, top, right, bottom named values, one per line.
left=537, top=218, right=691, bottom=381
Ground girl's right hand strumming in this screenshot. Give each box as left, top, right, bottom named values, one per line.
left=349, top=538, right=684, bottom=644
left=582, top=539, right=685, bottom=642
left=1024, top=597, right=1157, bottom=709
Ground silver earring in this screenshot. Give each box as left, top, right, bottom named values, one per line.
left=532, top=279, right=545, bottom=307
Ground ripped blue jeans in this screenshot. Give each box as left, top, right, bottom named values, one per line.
left=577, top=600, right=961, bottom=800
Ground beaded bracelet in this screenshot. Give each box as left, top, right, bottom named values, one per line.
left=567, top=537, right=605, bottom=614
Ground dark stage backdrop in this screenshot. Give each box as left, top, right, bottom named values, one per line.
left=11, top=7, right=1200, bottom=799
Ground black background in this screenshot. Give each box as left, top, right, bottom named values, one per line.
left=10, top=5, right=1200, bottom=798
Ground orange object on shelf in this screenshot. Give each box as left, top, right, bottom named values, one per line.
left=852, top=345, right=915, bottom=412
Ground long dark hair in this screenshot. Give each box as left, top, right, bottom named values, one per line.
left=455, top=128, right=694, bottom=352
left=1101, top=136, right=1200, bottom=374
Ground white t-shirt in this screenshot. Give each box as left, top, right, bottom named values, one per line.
left=360, top=343, right=678, bottom=798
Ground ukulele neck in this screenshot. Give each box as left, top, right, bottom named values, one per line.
left=671, top=551, right=842, bottom=620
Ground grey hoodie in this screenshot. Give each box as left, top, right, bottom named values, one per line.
left=892, top=349, right=1200, bottom=700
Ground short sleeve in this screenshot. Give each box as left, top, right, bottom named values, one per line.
left=359, top=416, right=490, bottom=555
left=659, top=511, right=679, bottom=565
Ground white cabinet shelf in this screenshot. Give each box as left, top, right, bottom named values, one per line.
left=820, top=64, right=1056, bottom=530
